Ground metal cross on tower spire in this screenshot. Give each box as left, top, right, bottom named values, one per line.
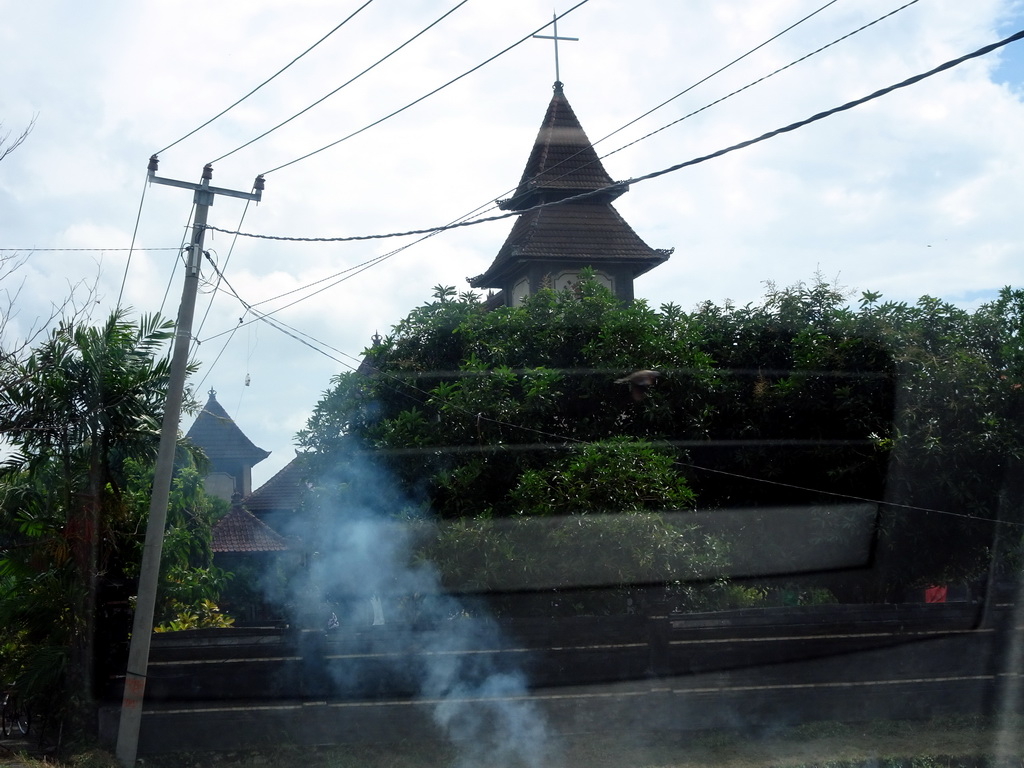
left=532, top=11, right=578, bottom=85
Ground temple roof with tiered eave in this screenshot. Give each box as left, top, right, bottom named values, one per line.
left=243, top=453, right=308, bottom=515
left=476, top=201, right=669, bottom=287
left=186, top=389, right=270, bottom=466
left=212, top=497, right=289, bottom=553
left=469, top=82, right=672, bottom=302
left=500, top=81, right=623, bottom=210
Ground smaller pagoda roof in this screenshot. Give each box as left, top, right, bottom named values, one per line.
left=244, top=454, right=309, bottom=514
left=469, top=202, right=672, bottom=288
left=501, top=82, right=623, bottom=210
left=212, top=502, right=289, bottom=553
left=186, top=389, right=270, bottom=465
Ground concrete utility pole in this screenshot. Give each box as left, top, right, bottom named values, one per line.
left=115, top=159, right=264, bottom=767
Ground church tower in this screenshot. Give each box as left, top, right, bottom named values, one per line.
left=185, top=389, right=270, bottom=501
left=469, top=81, right=672, bottom=305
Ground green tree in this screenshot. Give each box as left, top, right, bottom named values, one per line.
left=299, top=279, right=725, bottom=613
left=299, top=276, right=1024, bottom=608
left=859, top=289, right=1024, bottom=594
left=422, top=438, right=730, bottom=615
left=0, top=309, right=225, bottom=742
left=301, top=278, right=719, bottom=514
left=119, top=457, right=232, bottom=630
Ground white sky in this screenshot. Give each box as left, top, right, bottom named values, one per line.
left=3, top=0, right=1024, bottom=488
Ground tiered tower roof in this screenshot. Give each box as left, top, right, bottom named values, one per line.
left=469, top=83, right=671, bottom=301
left=186, top=390, right=270, bottom=466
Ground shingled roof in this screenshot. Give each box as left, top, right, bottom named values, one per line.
left=186, top=390, right=270, bottom=465
left=471, top=202, right=671, bottom=287
left=501, top=81, right=623, bottom=210
left=212, top=503, right=289, bottom=553
left=469, top=82, right=671, bottom=297
left=243, top=454, right=309, bottom=514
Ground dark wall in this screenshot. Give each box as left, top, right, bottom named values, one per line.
left=98, top=602, right=1024, bottom=754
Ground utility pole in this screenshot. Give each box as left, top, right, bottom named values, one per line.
left=115, top=159, right=264, bottom=767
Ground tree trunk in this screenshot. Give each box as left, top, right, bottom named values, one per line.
left=67, top=438, right=102, bottom=740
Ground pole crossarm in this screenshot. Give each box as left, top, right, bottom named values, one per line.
left=148, top=172, right=264, bottom=202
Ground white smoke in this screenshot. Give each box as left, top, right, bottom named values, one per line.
left=274, top=457, right=556, bottom=767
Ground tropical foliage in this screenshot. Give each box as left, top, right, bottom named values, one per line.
left=0, top=309, right=228, bottom=742
left=299, top=276, right=1024, bottom=608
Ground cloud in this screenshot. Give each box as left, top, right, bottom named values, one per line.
left=2, top=0, right=1023, bottom=485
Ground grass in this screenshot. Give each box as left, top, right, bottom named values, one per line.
left=2, top=717, right=1023, bottom=768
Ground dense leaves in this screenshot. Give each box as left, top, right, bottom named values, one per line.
left=300, top=276, right=1024, bottom=605
left=0, top=309, right=226, bottom=742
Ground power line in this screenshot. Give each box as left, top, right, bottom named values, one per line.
left=117, top=173, right=152, bottom=308
left=192, top=4, right=996, bottom=357
left=199, top=181, right=601, bottom=242
left=197, top=240, right=407, bottom=344
left=195, top=252, right=395, bottom=346
left=588, top=0, right=848, bottom=159
left=599, top=0, right=924, bottom=164
left=158, top=206, right=197, bottom=317
left=198, top=253, right=368, bottom=372
left=199, top=0, right=899, bottom=288
left=518, top=0, right=922, bottom=197
left=203, top=260, right=1023, bottom=529
left=154, top=0, right=377, bottom=157
left=208, top=173, right=513, bottom=319
left=195, top=313, right=245, bottom=393
left=393, top=0, right=916, bottom=249
left=159, top=1, right=902, bottom=321
left=0, top=247, right=180, bottom=252
left=261, top=0, right=592, bottom=176
left=196, top=192, right=505, bottom=346
left=627, top=27, right=1024, bottom=187
left=417, top=0, right=919, bottom=250
left=193, top=199, right=254, bottom=345
left=190, top=199, right=255, bottom=388
left=203, top=26, right=1024, bottom=245
left=180, top=15, right=1024, bottom=529
left=235, top=211, right=478, bottom=311
left=211, top=0, right=474, bottom=165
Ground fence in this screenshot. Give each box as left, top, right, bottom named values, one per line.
left=97, top=602, right=1024, bottom=754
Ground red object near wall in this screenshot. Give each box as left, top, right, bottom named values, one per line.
left=925, top=585, right=948, bottom=603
